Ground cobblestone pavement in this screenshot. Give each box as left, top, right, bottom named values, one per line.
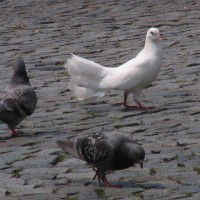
left=0, top=0, right=200, bottom=199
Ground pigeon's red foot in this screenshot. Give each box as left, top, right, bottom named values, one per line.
left=113, top=103, right=140, bottom=111
left=92, top=169, right=122, bottom=188
left=138, top=105, right=154, bottom=110
left=114, top=101, right=154, bottom=111
left=9, top=129, right=22, bottom=137
left=124, top=102, right=154, bottom=110
left=113, top=102, right=124, bottom=106
left=136, top=102, right=154, bottom=110
left=124, top=105, right=141, bottom=110
left=103, top=178, right=123, bottom=188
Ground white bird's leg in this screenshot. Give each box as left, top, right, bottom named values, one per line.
left=124, top=91, right=141, bottom=110
left=135, top=101, right=154, bottom=110
left=115, top=91, right=154, bottom=110
left=123, top=91, right=129, bottom=107
left=113, top=91, right=129, bottom=107
left=133, top=91, right=154, bottom=110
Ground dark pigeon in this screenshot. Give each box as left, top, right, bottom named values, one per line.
left=0, top=58, right=37, bottom=137
left=57, top=132, right=145, bottom=187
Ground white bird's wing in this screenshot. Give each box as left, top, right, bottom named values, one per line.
left=99, top=58, right=144, bottom=90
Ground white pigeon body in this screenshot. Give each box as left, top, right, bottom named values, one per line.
left=65, top=28, right=162, bottom=102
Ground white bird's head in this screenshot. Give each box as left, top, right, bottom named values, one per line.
left=146, top=28, right=162, bottom=43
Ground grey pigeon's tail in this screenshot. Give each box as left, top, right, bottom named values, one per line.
left=57, top=140, right=68, bottom=150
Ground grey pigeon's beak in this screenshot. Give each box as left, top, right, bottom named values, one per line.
left=139, top=160, right=143, bottom=168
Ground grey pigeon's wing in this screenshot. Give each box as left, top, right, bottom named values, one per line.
left=15, top=85, right=37, bottom=114
left=0, top=85, right=37, bottom=119
left=104, top=132, right=137, bottom=147
left=0, top=99, right=24, bottom=128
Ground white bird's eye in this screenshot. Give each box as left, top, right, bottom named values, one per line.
left=150, top=31, right=155, bottom=35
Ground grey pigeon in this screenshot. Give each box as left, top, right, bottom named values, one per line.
left=57, top=132, right=145, bottom=187
left=0, top=58, right=37, bottom=137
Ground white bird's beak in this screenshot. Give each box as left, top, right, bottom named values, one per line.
left=158, top=34, right=163, bottom=42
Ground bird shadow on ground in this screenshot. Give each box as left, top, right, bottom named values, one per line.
left=84, top=180, right=166, bottom=189
left=119, top=181, right=166, bottom=189
left=0, top=131, right=72, bottom=143
left=0, top=133, right=24, bottom=141
left=0, top=132, right=27, bottom=141
left=0, top=136, right=10, bottom=142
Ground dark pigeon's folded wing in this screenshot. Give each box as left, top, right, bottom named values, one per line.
left=78, top=134, right=114, bottom=167
left=1, top=85, right=37, bottom=117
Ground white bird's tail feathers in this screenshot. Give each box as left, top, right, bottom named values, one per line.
left=65, top=54, right=110, bottom=100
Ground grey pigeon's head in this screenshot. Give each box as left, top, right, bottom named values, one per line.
left=12, top=58, right=29, bottom=84
left=128, top=143, right=145, bottom=168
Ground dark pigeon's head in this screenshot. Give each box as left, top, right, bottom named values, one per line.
left=129, top=143, right=145, bottom=169
left=12, top=58, right=30, bottom=84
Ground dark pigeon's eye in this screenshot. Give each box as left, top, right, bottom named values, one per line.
left=150, top=31, right=155, bottom=35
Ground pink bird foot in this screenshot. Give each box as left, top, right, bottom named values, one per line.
left=9, top=129, right=22, bottom=137
left=136, top=101, right=154, bottom=110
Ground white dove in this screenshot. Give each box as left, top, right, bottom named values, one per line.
left=65, top=27, right=162, bottom=110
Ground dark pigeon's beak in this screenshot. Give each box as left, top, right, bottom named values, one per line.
left=139, top=160, right=143, bottom=168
